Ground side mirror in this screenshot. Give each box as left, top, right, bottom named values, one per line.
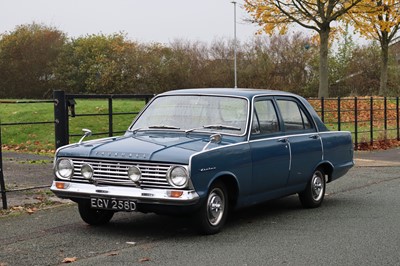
left=203, top=133, right=222, bottom=151
left=78, top=128, right=92, bottom=144
left=209, top=134, right=222, bottom=144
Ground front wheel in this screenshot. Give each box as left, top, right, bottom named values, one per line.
left=194, top=181, right=228, bottom=235
left=78, top=202, right=114, bottom=225
left=299, top=168, right=326, bottom=208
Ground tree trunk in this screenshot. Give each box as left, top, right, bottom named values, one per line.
left=318, top=29, right=330, bottom=98
left=379, top=42, right=389, bottom=96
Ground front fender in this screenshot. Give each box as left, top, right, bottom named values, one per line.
left=189, top=143, right=252, bottom=200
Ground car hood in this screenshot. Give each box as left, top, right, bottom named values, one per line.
left=56, top=133, right=237, bottom=164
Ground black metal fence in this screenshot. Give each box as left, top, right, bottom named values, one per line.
left=308, top=97, right=400, bottom=149
left=54, top=90, right=154, bottom=149
left=0, top=99, right=55, bottom=209
left=1, top=93, right=400, bottom=210
left=53, top=94, right=400, bottom=150
left=0, top=92, right=153, bottom=210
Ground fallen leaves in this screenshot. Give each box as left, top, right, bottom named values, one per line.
left=138, top=257, right=151, bottom=263
left=357, top=139, right=400, bottom=151
left=5, top=206, right=37, bottom=215
left=1, top=143, right=55, bottom=154
left=26, top=207, right=38, bottom=215
left=62, top=257, right=77, bottom=263
left=10, top=206, right=24, bottom=212
left=106, top=251, right=119, bottom=257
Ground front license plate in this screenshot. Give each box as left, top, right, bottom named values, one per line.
left=90, top=197, right=136, bottom=212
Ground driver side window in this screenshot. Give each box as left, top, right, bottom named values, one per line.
left=252, top=99, right=279, bottom=135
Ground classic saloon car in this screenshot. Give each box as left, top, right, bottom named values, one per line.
left=51, top=88, right=354, bottom=234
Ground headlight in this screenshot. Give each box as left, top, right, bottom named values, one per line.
left=128, top=166, right=141, bottom=182
left=55, top=159, right=74, bottom=180
left=167, top=166, right=189, bottom=188
left=81, top=164, right=94, bottom=180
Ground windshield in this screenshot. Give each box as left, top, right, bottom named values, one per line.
left=130, top=95, right=249, bottom=135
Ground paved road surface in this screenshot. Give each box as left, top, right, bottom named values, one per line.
left=1, top=163, right=400, bottom=265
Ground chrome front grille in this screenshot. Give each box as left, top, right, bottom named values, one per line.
left=68, top=158, right=176, bottom=189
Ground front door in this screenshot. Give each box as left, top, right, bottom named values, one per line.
left=249, top=97, right=290, bottom=194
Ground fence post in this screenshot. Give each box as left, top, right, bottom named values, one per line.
left=370, top=97, right=374, bottom=146
left=337, top=97, right=341, bottom=131
left=320, top=97, right=325, bottom=122
left=397, top=97, right=399, bottom=141
left=384, top=97, right=387, bottom=140
left=108, top=97, right=113, bottom=137
left=54, top=90, right=69, bottom=149
left=354, top=97, right=358, bottom=151
left=0, top=121, right=7, bottom=209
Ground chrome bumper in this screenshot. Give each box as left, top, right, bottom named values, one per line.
left=50, top=181, right=200, bottom=206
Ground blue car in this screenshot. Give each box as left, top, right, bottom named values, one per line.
left=51, top=88, right=354, bottom=234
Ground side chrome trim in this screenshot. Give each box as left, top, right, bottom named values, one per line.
left=319, top=134, right=325, bottom=161
left=189, top=131, right=329, bottom=167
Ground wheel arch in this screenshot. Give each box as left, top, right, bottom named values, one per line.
left=210, top=173, right=240, bottom=209
left=316, top=161, right=334, bottom=183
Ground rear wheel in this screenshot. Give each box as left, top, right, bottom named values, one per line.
left=195, top=181, right=228, bottom=235
left=299, top=168, right=326, bottom=208
left=78, top=202, right=114, bottom=225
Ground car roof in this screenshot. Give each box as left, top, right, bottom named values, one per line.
left=160, top=88, right=298, bottom=99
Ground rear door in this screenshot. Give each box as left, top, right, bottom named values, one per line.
left=275, top=97, right=322, bottom=186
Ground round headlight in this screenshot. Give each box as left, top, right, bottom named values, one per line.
left=55, top=159, right=74, bottom=180
left=167, top=166, right=189, bottom=188
left=81, top=164, right=94, bottom=179
left=128, top=166, right=141, bottom=182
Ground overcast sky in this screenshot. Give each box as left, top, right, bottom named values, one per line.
left=1, top=0, right=260, bottom=43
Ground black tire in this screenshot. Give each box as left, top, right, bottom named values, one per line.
left=78, top=202, right=114, bottom=226
left=299, top=168, right=326, bottom=208
left=194, top=181, right=229, bottom=235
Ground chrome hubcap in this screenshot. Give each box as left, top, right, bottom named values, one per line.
left=207, top=188, right=225, bottom=226
left=311, top=171, right=324, bottom=201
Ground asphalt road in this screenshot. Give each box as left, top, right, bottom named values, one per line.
left=1, top=165, right=400, bottom=266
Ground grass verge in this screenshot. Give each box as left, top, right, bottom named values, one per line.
left=1, top=98, right=146, bottom=152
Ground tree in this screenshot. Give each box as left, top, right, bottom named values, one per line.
left=53, top=33, right=140, bottom=94
left=0, top=23, right=66, bottom=98
left=346, top=0, right=400, bottom=95
left=244, top=0, right=362, bottom=97
left=238, top=34, right=316, bottom=94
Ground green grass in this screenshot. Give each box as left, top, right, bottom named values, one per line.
left=1, top=98, right=398, bottom=152
left=0, top=99, right=146, bottom=152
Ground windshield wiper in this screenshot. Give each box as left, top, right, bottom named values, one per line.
left=131, top=128, right=143, bottom=134
left=186, top=124, right=242, bottom=133
left=148, top=125, right=181, bottom=130
left=203, top=124, right=241, bottom=131
left=185, top=124, right=242, bottom=134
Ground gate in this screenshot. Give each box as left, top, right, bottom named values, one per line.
left=53, top=90, right=154, bottom=149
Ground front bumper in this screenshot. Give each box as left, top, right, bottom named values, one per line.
left=50, top=181, right=200, bottom=206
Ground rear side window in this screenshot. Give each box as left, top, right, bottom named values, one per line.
left=277, top=100, right=312, bottom=131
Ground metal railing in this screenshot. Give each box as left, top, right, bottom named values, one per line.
left=309, top=97, right=400, bottom=150
left=1, top=92, right=153, bottom=209
left=54, top=90, right=154, bottom=149
left=0, top=99, right=55, bottom=209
